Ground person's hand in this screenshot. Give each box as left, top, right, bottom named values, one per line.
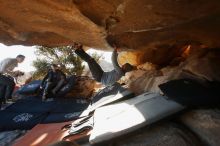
left=113, top=44, right=119, bottom=52
left=72, top=42, right=82, bottom=50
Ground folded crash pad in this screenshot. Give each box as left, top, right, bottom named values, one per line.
left=89, top=92, right=185, bottom=144
left=80, top=83, right=134, bottom=117
left=42, top=112, right=82, bottom=123
left=0, top=111, right=48, bottom=131
left=42, top=99, right=89, bottom=123
left=5, top=98, right=55, bottom=113
left=0, top=98, right=89, bottom=130
left=52, top=99, right=89, bottom=113
left=159, top=79, right=220, bottom=107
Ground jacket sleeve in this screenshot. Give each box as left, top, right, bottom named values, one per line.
left=112, top=50, right=124, bottom=75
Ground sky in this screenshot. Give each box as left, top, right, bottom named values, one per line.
left=0, top=43, right=112, bottom=72
left=0, top=43, right=36, bottom=72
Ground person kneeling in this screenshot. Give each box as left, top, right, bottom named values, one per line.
left=40, top=64, right=66, bottom=101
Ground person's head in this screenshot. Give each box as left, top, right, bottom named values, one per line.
left=51, top=64, right=59, bottom=72
left=121, top=63, right=137, bottom=73
left=16, top=54, right=25, bottom=63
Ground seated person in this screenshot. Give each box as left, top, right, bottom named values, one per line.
left=40, top=64, right=66, bottom=100
left=72, top=43, right=136, bottom=86
left=0, top=55, right=25, bottom=104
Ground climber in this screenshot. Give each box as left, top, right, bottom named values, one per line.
left=40, top=64, right=66, bottom=101
left=72, top=43, right=136, bottom=86
left=0, top=55, right=25, bottom=105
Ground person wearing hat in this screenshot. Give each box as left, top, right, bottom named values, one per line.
left=40, top=64, right=66, bottom=101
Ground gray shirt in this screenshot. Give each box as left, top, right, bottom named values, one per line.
left=0, top=58, right=18, bottom=75
left=101, top=50, right=124, bottom=86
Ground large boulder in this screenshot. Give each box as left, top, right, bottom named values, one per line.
left=180, top=109, right=220, bottom=146
left=0, top=0, right=220, bottom=65
left=123, top=47, right=220, bottom=94
left=112, top=122, right=201, bottom=146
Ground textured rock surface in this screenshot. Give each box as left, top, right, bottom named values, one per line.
left=111, top=122, right=201, bottom=146
left=0, top=0, right=220, bottom=65
left=180, top=109, right=220, bottom=146
left=0, top=1, right=220, bottom=145
left=123, top=47, right=220, bottom=94
left=66, top=76, right=95, bottom=99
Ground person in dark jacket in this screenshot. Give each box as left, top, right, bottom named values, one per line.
left=72, top=43, right=136, bottom=86
left=40, top=64, right=66, bottom=100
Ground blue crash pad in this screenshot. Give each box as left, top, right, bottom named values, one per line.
left=5, top=98, right=55, bottom=113
left=0, top=98, right=89, bottom=130
left=0, top=111, right=48, bottom=131
left=42, top=99, right=89, bottom=123
left=16, top=80, right=42, bottom=95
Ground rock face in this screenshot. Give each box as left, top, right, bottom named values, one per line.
left=66, top=76, right=96, bottom=99
left=0, top=0, right=220, bottom=65
left=112, top=122, right=201, bottom=146
left=180, top=109, right=220, bottom=146
left=122, top=47, right=220, bottom=95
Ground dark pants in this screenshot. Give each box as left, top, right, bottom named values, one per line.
left=43, top=80, right=65, bottom=97
left=0, top=75, right=15, bottom=103
left=75, top=49, right=104, bottom=82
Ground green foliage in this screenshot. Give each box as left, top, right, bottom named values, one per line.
left=32, top=59, right=49, bottom=80
left=32, top=46, right=101, bottom=80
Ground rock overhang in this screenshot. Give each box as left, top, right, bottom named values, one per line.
left=0, top=0, right=220, bottom=65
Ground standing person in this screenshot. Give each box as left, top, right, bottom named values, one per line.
left=40, top=64, right=66, bottom=101
left=72, top=43, right=136, bottom=86
left=0, top=55, right=25, bottom=105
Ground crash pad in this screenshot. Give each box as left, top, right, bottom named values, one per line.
left=0, top=111, right=48, bottom=131
left=5, top=98, right=55, bottom=113
left=159, top=79, right=220, bottom=107
left=80, top=83, right=134, bottom=117
left=16, top=80, right=41, bottom=95
left=0, top=98, right=89, bottom=131
left=42, top=99, right=89, bottom=123
left=89, top=92, right=185, bottom=144
left=13, top=122, right=90, bottom=146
